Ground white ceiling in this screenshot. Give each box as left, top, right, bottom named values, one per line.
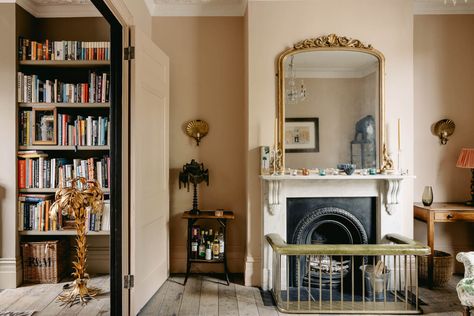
left=10, top=0, right=474, bottom=18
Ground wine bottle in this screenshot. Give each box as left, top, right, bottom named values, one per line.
left=198, top=234, right=206, bottom=259
left=208, top=229, right=213, bottom=242
left=205, top=241, right=212, bottom=260
left=212, top=235, right=220, bottom=259
left=191, top=227, right=198, bottom=259
left=218, top=228, right=224, bottom=258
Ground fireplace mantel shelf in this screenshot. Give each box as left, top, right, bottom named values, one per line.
left=260, top=174, right=414, bottom=181
left=261, top=174, right=414, bottom=217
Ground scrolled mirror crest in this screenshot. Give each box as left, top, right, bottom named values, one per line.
left=293, top=34, right=373, bottom=50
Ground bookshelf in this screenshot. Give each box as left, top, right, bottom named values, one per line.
left=16, top=14, right=112, bottom=277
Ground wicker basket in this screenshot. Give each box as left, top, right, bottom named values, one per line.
left=21, top=240, right=68, bottom=284
left=418, top=250, right=453, bottom=287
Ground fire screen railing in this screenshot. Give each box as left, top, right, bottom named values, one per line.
left=266, top=233, right=430, bottom=314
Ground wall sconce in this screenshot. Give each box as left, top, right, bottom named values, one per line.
left=185, top=119, right=209, bottom=146
left=434, top=119, right=455, bottom=145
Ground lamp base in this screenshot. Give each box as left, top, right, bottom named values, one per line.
left=189, top=208, right=200, bottom=215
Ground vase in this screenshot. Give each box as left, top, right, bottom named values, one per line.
left=422, top=186, right=433, bottom=206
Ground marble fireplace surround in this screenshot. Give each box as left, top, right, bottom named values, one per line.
left=260, top=174, right=412, bottom=290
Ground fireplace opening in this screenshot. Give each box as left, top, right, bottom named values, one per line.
left=287, top=197, right=376, bottom=289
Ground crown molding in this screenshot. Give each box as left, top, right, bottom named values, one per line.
left=414, top=0, right=474, bottom=14
left=151, top=0, right=247, bottom=16
left=15, top=0, right=101, bottom=17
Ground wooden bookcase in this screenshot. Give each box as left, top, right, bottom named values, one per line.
left=16, top=11, right=112, bottom=278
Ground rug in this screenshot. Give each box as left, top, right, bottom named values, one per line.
left=0, top=312, right=35, bottom=316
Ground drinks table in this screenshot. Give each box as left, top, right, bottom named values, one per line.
left=182, top=210, right=234, bottom=285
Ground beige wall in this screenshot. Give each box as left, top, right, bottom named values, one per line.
left=0, top=3, right=17, bottom=288
left=413, top=15, right=474, bottom=272
left=152, top=17, right=246, bottom=273
left=286, top=73, right=377, bottom=169
left=246, top=0, right=414, bottom=286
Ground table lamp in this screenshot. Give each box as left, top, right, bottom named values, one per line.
left=456, top=148, right=474, bottom=205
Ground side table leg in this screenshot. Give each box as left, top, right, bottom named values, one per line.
left=184, top=261, right=191, bottom=286
left=184, top=219, right=194, bottom=286
left=427, top=215, right=435, bottom=288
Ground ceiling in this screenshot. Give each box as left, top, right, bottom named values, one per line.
left=12, top=0, right=474, bottom=18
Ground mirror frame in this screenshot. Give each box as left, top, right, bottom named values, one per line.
left=277, top=34, right=389, bottom=172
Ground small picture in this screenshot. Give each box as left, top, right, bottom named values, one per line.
left=285, top=117, right=319, bottom=153
left=32, top=108, right=57, bottom=145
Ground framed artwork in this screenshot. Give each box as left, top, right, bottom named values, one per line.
left=285, top=117, right=319, bottom=153
left=32, top=107, right=57, bottom=145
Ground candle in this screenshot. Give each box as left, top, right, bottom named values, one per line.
left=397, top=118, right=401, bottom=151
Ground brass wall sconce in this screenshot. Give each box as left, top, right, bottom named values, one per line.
left=185, top=119, right=209, bottom=146
left=434, top=119, right=455, bottom=145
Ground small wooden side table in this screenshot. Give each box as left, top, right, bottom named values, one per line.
left=182, top=210, right=235, bottom=285
left=414, top=202, right=474, bottom=287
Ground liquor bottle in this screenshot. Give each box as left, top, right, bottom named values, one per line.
left=218, top=229, right=224, bottom=258
left=205, top=241, right=212, bottom=260
left=198, top=234, right=206, bottom=259
left=191, top=227, right=199, bottom=259
left=212, top=234, right=220, bottom=259
left=208, top=229, right=213, bottom=242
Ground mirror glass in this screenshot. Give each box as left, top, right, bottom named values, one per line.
left=280, top=48, right=383, bottom=170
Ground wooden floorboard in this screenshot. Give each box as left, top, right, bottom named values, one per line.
left=198, top=277, right=219, bottom=316
left=218, top=279, right=238, bottom=316
left=179, top=275, right=202, bottom=316
left=157, top=277, right=185, bottom=316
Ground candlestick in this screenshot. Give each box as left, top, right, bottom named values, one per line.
left=397, top=118, right=401, bottom=152
left=274, top=117, right=278, bottom=150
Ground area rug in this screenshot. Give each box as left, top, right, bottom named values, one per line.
left=0, top=312, right=35, bottom=316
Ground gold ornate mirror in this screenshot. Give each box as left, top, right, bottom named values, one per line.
left=277, top=34, right=387, bottom=172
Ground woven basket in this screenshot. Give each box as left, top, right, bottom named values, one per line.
left=21, top=240, right=67, bottom=284
left=418, top=250, right=453, bottom=287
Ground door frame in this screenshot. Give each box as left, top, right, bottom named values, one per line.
left=89, top=0, right=129, bottom=315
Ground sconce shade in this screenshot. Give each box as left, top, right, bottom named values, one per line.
left=456, top=148, right=474, bottom=168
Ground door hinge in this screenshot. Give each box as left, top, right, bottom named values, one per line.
left=124, top=46, right=135, bottom=60
left=124, top=274, right=135, bottom=289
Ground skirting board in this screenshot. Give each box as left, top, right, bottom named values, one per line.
left=244, top=256, right=261, bottom=287
left=0, top=257, right=22, bottom=288
left=87, top=246, right=110, bottom=274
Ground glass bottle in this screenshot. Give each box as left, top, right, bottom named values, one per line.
left=191, top=227, right=198, bottom=259
left=218, top=229, right=225, bottom=258
left=205, top=241, right=212, bottom=260
left=212, top=234, right=220, bottom=259
left=422, top=186, right=433, bottom=206
left=198, top=233, right=206, bottom=259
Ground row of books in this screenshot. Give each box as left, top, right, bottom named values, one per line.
left=17, top=151, right=111, bottom=189
left=18, top=111, right=110, bottom=147
left=18, top=38, right=110, bottom=61
left=17, top=72, right=110, bottom=104
left=58, top=114, right=109, bottom=147
left=18, top=194, right=110, bottom=232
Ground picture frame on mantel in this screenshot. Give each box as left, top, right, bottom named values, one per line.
left=285, top=117, right=319, bottom=153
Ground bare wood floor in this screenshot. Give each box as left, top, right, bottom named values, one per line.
left=0, top=274, right=110, bottom=315
left=139, top=274, right=465, bottom=316
left=0, top=274, right=465, bottom=315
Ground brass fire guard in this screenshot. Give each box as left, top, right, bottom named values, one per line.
left=265, top=233, right=430, bottom=314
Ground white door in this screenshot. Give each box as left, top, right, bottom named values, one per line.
left=129, top=26, right=170, bottom=315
